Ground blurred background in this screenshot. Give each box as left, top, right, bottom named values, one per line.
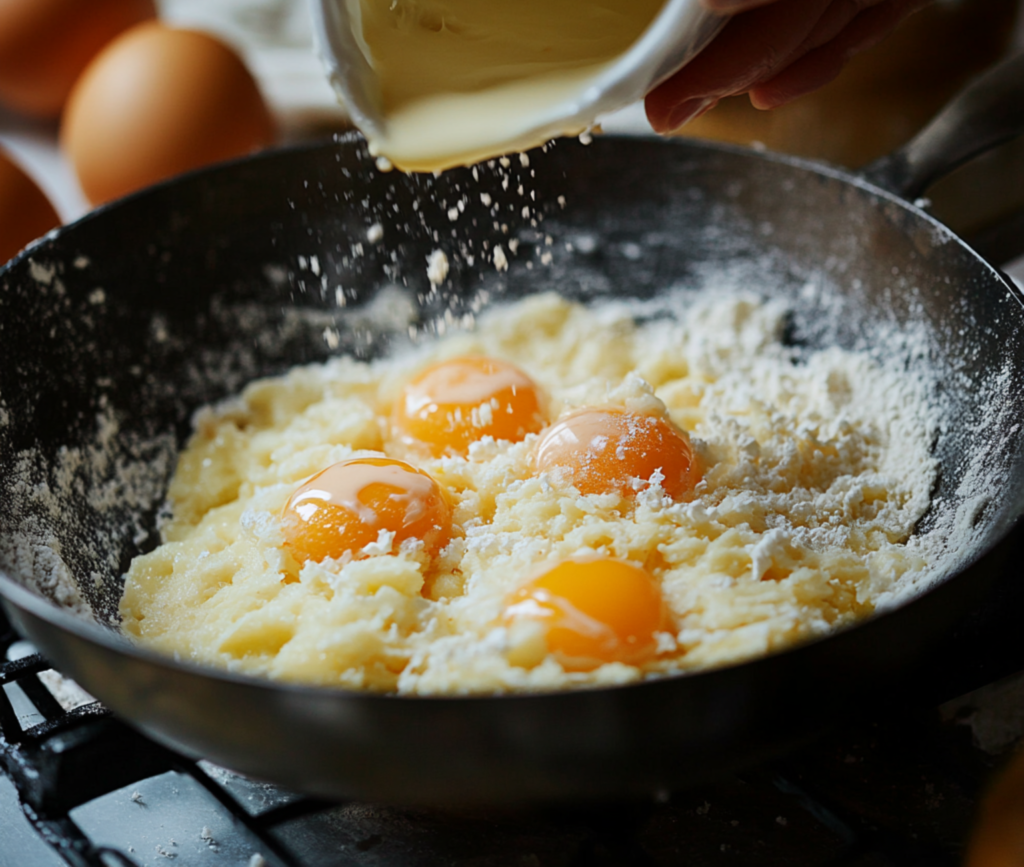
left=0, top=0, right=343, bottom=223
left=1, top=0, right=1022, bottom=237
left=678, top=0, right=1024, bottom=255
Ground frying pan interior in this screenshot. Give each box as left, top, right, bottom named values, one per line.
left=1, top=134, right=1023, bottom=802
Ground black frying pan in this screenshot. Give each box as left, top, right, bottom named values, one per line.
left=2, top=54, right=1024, bottom=806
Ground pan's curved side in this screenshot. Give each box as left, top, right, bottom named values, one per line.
left=0, top=526, right=1015, bottom=805
left=1, top=136, right=1023, bottom=803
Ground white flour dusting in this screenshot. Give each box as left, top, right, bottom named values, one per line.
left=0, top=403, right=175, bottom=622
left=426, top=249, right=449, bottom=286
left=113, top=284, right=961, bottom=692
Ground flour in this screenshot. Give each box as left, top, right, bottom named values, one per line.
left=425, top=249, right=448, bottom=286
left=0, top=403, right=176, bottom=623
left=882, top=355, right=1020, bottom=609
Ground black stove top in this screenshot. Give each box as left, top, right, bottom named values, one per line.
left=2, top=520, right=1023, bottom=867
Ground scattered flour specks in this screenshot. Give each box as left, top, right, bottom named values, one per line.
left=118, top=290, right=944, bottom=695
left=426, top=249, right=449, bottom=286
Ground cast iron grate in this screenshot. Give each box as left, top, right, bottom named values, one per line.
left=0, top=609, right=322, bottom=867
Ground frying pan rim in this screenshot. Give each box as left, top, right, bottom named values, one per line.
left=1, top=134, right=1023, bottom=704
left=2, top=130, right=1019, bottom=297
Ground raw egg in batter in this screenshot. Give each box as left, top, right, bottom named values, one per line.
left=504, top=557, right=670, bottom=671
left=535, top=406, right=699, bottom=500
left=281, top=457, right=452, bottom=565
left=392, top=357, right=545, bottom=456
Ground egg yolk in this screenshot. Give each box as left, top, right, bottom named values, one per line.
left=280, top=457, right=452, bottom=565
left=504, top=557, right=670, bottom=671
left=393, top=356, right=546, bottom=456
left=534, top=406, right=699, bottom=500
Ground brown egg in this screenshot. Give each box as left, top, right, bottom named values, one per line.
left=0, top=149, right=60, bottom=265
left=0, top=0, right=156, bottom=119
left=61, top=22, right=276, bottom=205
left=966, top=749, right=1024, bottom=867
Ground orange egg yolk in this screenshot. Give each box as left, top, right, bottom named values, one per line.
left=504, top=558, right=670, bottom=671
left=534, top=406, right=699, bottom=500
left=280, top=457, right=452, bottom=565
left=393, top=356, right=545, bottom=456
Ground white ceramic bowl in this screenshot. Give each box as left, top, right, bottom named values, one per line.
left=308, top=0, right=726, bottom=166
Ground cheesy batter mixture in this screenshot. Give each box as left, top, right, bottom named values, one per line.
left=120, top=292, right=937, bottom=693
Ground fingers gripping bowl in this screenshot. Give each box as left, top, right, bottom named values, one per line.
left=1, top=133, right=1024, bottom=804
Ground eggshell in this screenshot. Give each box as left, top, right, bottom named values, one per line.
left=61, top=22, right=276, bottom=205
left=0, top=149, right=60, bottom=265
left=0, top=0, right=156, bottom=118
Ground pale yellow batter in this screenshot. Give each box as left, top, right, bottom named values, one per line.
left=120, top=292, right=937, bottom=694
left=353, top=0, right=666, bottom=170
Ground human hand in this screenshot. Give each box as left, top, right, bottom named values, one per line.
left=645, top=0, right=933, bottom=133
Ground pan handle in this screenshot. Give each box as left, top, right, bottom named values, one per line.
left=862, top=50, right=1024, bottom=201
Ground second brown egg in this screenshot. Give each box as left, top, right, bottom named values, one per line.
left=61, top=22, right=276, bottom=206
left=0, top=149, right=60, bottom=264
left=0, top=0, right=156, bottom=119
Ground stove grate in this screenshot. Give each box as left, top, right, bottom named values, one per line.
left=0, top=611, right=320, bottom=867
left=0, top=593, right=1018, bottom=866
